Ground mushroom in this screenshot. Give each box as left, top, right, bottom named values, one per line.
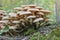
left=9, top=26, right=16, bottom=29
left=0, top=10, right=6, bottom=20
left=18, top=11, right=33, bottom=26
left=0, top=10, right=6, bottom=13
left=2, top=16, right=10, bottom=20
left=38, top=12, right=44, bottom=16
left=23, top=7, right=29, bottom=11
left=21, top=5, right=29, bottom=8
left=33, top=18, right=43, bottom=23
left=0, top=22, right=5, bottom=29
left=20, top=19, right=25, bottom=22
left=19, top=19, right=27, bottom=28
left=28, top=8, right=39, bottom=15
left=17, top=11, right=25, bottom=20
left=27, top=15, right=36, bottom=25
left=45, top=18, right=53, bottom=23
left=10, top=21, right=20, bottom=30
left=36, top=6, right=43, bottom=10
left=36, top=12, right=44, bottom=18
left=3, top=13, right=7, bottom=16
left=42, top=18, right=53, bottom=26
left=9, top=13, right=17, bottom=17
left=40, top=10, right=51, bottom=20
left=9, top=13, right=17, bottom=20
left=29, top=5, right=36, bottom=8
left=23, top=11, right=32, bottom=18
left=33, top=18, right=44, bottom=29
left=20, top=19, right=26, bottom=27
left=27, top=16, right=36, bottom=19
left=0, top=20, right=8, bottom=24
left=40, top=10, right=51, bottom=15
left=17, top=11, right=32, bottom=19
left=12, top=21, right=20, bottom=24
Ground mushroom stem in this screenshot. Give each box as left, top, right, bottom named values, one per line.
left=30, top=19, right=33, bottom=25
left=32, top=12, right=35, bottom=16
left=24, top=15, right=27, bottom=19
left=36, top=22, right=40, bottom=29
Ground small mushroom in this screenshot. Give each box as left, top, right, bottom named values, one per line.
left=23, top=7, right=29, bottom=11
left=33, top=18, right=43, bottom=23
left=40, top=10, right=51, bottom=20
left=0, top=20, right=8, bottom=24
left=17, top=11, right=24, bottom=15
left=9, top=13, right=17, bottom=17
left=36, top=6, right=43, bottom=10
left=12, top=21, right=20, bottom=29
left=0, top=10, right=6, bottom=13
left=16, top=14, right=21, bottom=20
left=18, top=11, right=31, bottom=15
left=0, top=23, right=5, bottom=29
left=27, top=15, right=36, bottom=24
left=21, top=5, right=29, bottom=8
left=0, top=10, right=6, bottom=20
left=17, top=11, right=32, bottom=19
left=3, top=13, right=7, bottom=16
left=17, top=11, right=25, bottom=19
left=19, top=19, right=27, bottom=28
left=12, top=21, right=20, bottom=24
left=36, top=12, right=44, bottom=18
left=45, top=18, right=53, bottom=22
left=40, top=10, right=51, bottom=15
left=27, top=16, right=36, bottom=19
left=29, top=5, right=36, bottom=8
left=38, top=12, right=44, bottom=16
left=33, top=18, right=44, bottom=29
left=23, top=11, right=32, bottom=18
left=9, top=26, right=16, bottom=29
left=2, top=16, right=10, bottom=20
left=9, top=13, right=17, bottom=20
left=28, top=8, right=39, bottom=15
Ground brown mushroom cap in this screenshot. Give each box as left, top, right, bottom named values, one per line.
left=20, top=19, right=25, bottom=22
left=29, top=5, right=36, bottom=8
left=35, top=12, right=44, bottom=18
left=45, top=18, right=53, bottom=22
left=21, top=5, right=29, bottom=8
left=2, top=16, right=10, bottom=20
left=9, top=13, right=17, bottom=17
left=9, top=26, right=16, bottom=29
left=36, top=6, right=43, bottom=10
left=0, top=10, right=6, bottom=17
left=37, top=12, right=44, bottom=16
left=40, top=10, right=51, bottom=15
left=0, top=10, right=6, bottom=13
left=8, top=13, right=17, bottom=20
left=23, top=7, right=29, bottom=11
left=17, top=11, right=25, bottom=15
left=27, top=16, right=36, bottom=19
left=0, top=20, right=8, bottom=24
left=17, top=11, right=31, bottom=15
left=28, top=8, right=39, bottom=12
left=3, top=13, right=7, bottom=16
left=12, top=21, right=20, bottom=23
left=33, top=18, right=44, bottom=23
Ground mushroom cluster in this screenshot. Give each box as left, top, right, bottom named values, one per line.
left=0, top=5, right=51, bottom=34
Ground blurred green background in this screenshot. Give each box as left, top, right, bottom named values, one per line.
left=0, top=0, right=55, bottom=21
